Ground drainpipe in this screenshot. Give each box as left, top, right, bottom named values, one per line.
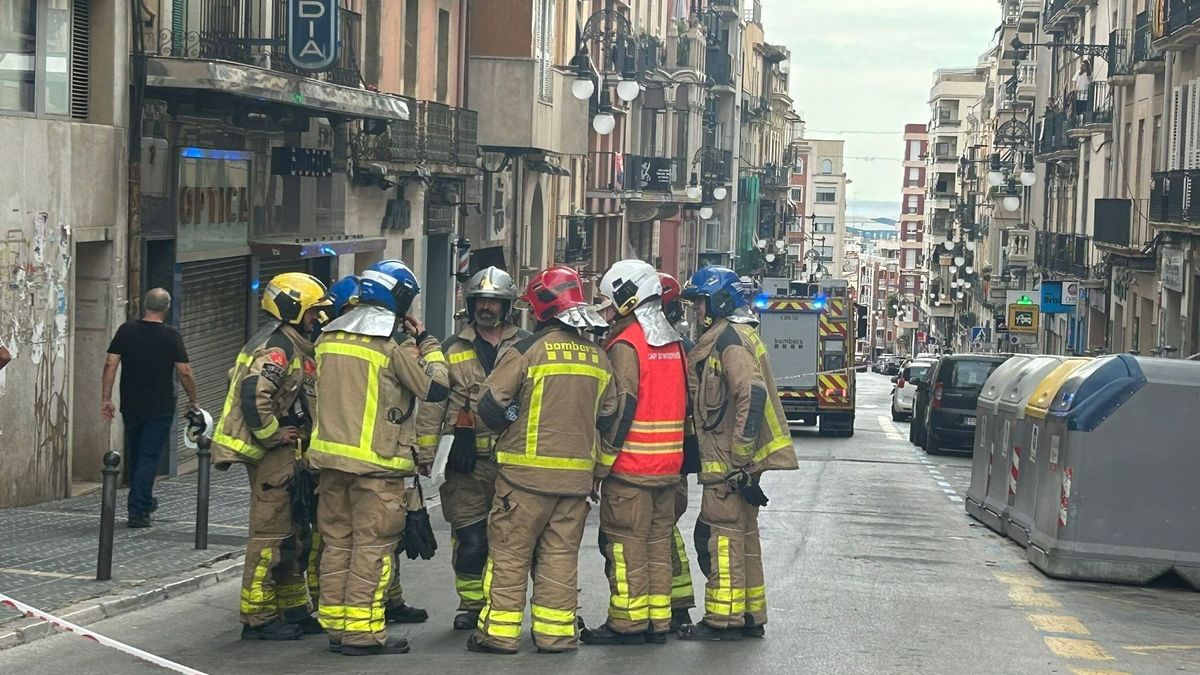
left=127, top=0, right=147, bottom=319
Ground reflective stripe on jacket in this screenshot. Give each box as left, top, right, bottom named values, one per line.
left=687, top=318, right=797, bottom=485
left=604, top=317, right=685, bottom=485
left=212, top=323, right=315, bottom=466
left=475, top=325, right=621, bottom=497
left=414, top=324, right=529, bottom=459
left=307, top=328, right=449, bottom=477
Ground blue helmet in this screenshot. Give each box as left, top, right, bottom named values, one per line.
left=328, top=275, right=360, bottom=317
left=681, top=265, right=747, bottom=319
left=359, top=259, right=421, bottom=315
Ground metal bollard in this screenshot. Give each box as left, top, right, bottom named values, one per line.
left=194, top=437, right=211, bottom=550
left=96, top=451, right=121, bottom=581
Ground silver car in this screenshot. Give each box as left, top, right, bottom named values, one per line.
left=891, top=359, right=936, bottom=421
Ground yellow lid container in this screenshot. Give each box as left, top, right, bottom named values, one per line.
left=1024, top=358, right=1090, bottom=419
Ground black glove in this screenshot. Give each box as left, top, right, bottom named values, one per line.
left=447, top=426, right=478, bottom=475
left=723, top=467, right=752, bottom=492
left=288, top=462, right=317, bottom=524
left=403, top=507, right=439, bottom=560
left=680, top=434, right=701, bottom=475
left=739, top=481, right=769, bottom=508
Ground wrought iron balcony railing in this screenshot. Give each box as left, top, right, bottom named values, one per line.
left=1036, top=111, right=1073, bottom=156
left=1133, top=11, right=1164, bottom=65
left=1165, top=0, right=1200, bottom=37
left=353, top=101, right=478, bottom=167
left=1109, top=29, right=1133, bottom=77
left=706, top=50, right=733, bottom=87
left=152, top=1, right=362, bottom=88
left=1069, top=81, right=1114, bottom=129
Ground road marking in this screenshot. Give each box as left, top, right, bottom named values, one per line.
left=1009, top=585, right=1063, bottom=609
left=994, top=572, right=1042, bottom=586
left=937, top=480, right=952, bottom=487
left=1028, top=614, right=1090, bottom=635
left=1068, top=669, right=1130, bottom=675
left=1043, top=637, right=1115, bottom=661
left=1122, top=644, right=1200, bottom=655
left=948, top=495, right=963, bottom=503
left=876, top=416, right=904, bottom=440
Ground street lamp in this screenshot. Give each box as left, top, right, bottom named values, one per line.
left=699, top=206, right=714, bottom=219
left=1002, top=195, right=1021, bottom=212
left=592, top=89, right=617, bottom=135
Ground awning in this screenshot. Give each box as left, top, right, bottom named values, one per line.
left=528, top=160, right=571, bottom=177
left=250, top=234, right=387, bottom=259
left=145, top=57, right=410, bottom=121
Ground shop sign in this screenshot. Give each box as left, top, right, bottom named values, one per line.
left=177, top=148, right=253, bottom=253
left=271, top=147, right=333, bottom=177
left=288, top=0, right=339, bottom=71
left=1161, top=247, right=1184, bottom=292
left=635, top=157, right=674, bottom=192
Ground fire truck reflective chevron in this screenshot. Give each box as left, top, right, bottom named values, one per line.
left=765, top=299, right=818, bottom=311
left=820, top=314, right=848, bottom=338
left=818, top=373, right=852, bottom=407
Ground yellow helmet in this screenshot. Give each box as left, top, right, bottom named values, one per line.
left=262, top=273, right=332, bottom=325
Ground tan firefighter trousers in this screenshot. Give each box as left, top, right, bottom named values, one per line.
left=240, top=449, right=309, bottom=627
left=694, top=483, right=766, bottom=630
left=316, top=470, right=407, bottom=647
left=441, top=459, right=499, bottom=612
left=598, top=478, right=676, bottom=634
left=476, top=476, right=589, bottom=652
left=670, top=479, right=695, bottom=611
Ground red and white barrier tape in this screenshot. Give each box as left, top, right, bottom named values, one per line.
left=0, top=593, right=208, bottom=674
left=773, top=364, right=871, bottom=382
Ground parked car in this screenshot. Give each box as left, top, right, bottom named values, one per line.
left=891, top=358, right=935, bottom=421
left=883, top=358, right=902, bottom=376
left=916, top=354, right=1012, bottom=453
left=909, top=358, right=940, bottom=446
left=873, top=354, right=896, bottom=374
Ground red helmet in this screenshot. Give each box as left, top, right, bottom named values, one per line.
left=523, top=265, right=590, bottom=324
left=658, top=273, right=682, bottom=306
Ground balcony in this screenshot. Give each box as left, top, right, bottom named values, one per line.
left=997, top=63, right=1037, bottom=110
left=1148, top=170, right=1200, bottom=227
left=151, top=1, right=362, bottom=88
left=932, top=108, right=961, bottom=128
left=1109, top=29, right=1134, bottom=83
left=1042, top=0, right=1074, bottom=32
left=1003, top=227, right=1035, bottom=266
left=352, top=101, right=477, bottom=168
left=706, top=50, right=734, bottom=89
left=1036, top=111, right=1075, bottom=161
left=1156, top=0, right=1200, bottom=50
left=708, top=0, right=741, bottom=19
left=1067, top=81, right=1114, bottom=135
left=1133, top=11, right=1166, bottom=71
left=762, top=163, right=790, bottom=188
left=1036, top=232, right=1089, bottom=278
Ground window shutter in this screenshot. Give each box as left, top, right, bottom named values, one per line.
left=70, top=0, right=89, bottom=120
left=542, top=0, right=555, bottom=101
left=1188, top=80, right=1200, bottom=169
left=1169, top=84, right=1186, bottom=170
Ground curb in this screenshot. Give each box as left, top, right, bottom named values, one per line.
left=0, top=556, right=245, bottom=652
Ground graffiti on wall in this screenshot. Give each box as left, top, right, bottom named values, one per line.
left=1, top=212, right=72, bottom=494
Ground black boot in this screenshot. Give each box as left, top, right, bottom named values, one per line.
left=466, top=633, right=517, bottom=655
left=385, top=603, right=429, bottom=624
left=340, top=636, right=411, bottom=656
left=241, top=619, right=303, bottom=641
left=328, top=638, right=342, bottom=653
left=670, top=608, right=693, bottom=633
left=453, top=611, right=480, bottom=630
left=677, top=621, right=743, bottom=642
left=741, top=612, right=764, bottom=638
left=290, top=616, right=325, bottom=635
left=644, top=630, right=667, bottom=644
left=580, top=623, right=643, bottom=646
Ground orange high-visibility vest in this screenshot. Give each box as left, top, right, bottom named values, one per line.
left=610, top=321, right=686, bottom=476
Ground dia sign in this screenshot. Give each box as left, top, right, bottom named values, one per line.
left=288, top=0, right=339, bottom=71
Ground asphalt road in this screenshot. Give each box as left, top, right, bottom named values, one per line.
left=2, top=373, right=1196, bottom=674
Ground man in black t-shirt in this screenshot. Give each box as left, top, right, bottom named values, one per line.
left=102, top=288, right=199, bottom=528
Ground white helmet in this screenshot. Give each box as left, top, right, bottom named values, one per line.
left=599, top=259, right=663, bottom=317
left=184, top=408, right=214, bottom=450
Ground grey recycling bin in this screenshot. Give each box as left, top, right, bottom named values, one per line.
left=965, top=355, right=1032, bottom=532
left=979, top=356, right=1075, bottom=537
left=1026, top=355, right=1200, bottom=587
left=1004, top=358, right=1091, bottom=547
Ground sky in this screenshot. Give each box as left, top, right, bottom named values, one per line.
left=763, top=0, right=999, bottom=216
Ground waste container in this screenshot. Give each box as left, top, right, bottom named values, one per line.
left=965, top=355, right=1032, bottom=532
left=980, top=356, right=1081, bottom=537
left=1005, top=357, right=1092, bottom=547
left=1026, top=355, right=1200, bottom=587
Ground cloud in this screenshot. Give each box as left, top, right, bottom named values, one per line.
left=764, top=0, right=998, bottom=205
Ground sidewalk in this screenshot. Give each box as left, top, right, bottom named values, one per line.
left=0, top=466, right=251, bottom=625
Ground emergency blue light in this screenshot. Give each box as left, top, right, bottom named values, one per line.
left=753, top=292, right=770, bottom=310
left=251, top=278, right=261, bottom=292
left=813, top=294, right=827, bottom=310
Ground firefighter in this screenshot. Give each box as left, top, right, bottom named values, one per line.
left=677, top=265, right=798, bottom=642
left=467, top=265, right=622, bottom=655
left=415, top=266, right=529, bottom=630
left=577, top=260, right=684, bottom=646
left=660, top=272, right=701, bottom=631
left=211, top=272, right=332, bottom=641
left=308, top=260, right=450, bottom=656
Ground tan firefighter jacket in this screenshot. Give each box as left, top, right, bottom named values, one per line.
left=687, top=317, right=798, bottom=486
left=415, top=323, right=529, bottom=460
left=307, top=326, right=449, bottom=478
left=475, top=324, right=622, bottom=497
left=212, top=323, right=316, bottom=468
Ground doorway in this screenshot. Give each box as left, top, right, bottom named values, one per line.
left=70, top=241, right=114, bottom=490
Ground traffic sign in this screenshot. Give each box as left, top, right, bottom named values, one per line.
left=994, top=312, right=1009, bottom=334
left=1009, top=334, right=1020, bottom=345
left=916, top=330, right=926, bottom=345
left=970, top=326, right=989, bottom=343
left=1007, top=303, right=1039, bottom=334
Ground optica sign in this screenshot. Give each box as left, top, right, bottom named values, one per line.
left=288, top=0, right=339, bottom=72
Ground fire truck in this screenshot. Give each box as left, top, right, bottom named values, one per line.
left=755, top=279, right=863, bottom=437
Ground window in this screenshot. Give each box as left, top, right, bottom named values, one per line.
left=906, top=166, right=920, bottom=186
left=820, top=158, right=833, bottom=174
left=905, top=194, right=918, bottom=213
left=813, top=216, right=835, bottom=233
left=815, top=186, right=836, bottom=203
left=534, top=0, right=555, bottom=102
left=788, top=244, right=801, bottom=258
left=907, top=140, right=922, bottom=161
left=793, top=156, right=804, bottom=173
left=0, top=0, right=85, bottom=117
left=815, top=245, right=834, bottom=260
left=789, top=186, right=804, bottom=202
left=436, top=10, right=451, bottom=102
left=403, top=0, right=419, bottom=97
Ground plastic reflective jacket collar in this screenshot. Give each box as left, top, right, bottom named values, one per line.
left=633, top=303, right=681, bottom=347
left=321, top=304, right=397, bottom=338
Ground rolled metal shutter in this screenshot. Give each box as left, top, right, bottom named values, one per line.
left=175, top=257, right=250, bottom=465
